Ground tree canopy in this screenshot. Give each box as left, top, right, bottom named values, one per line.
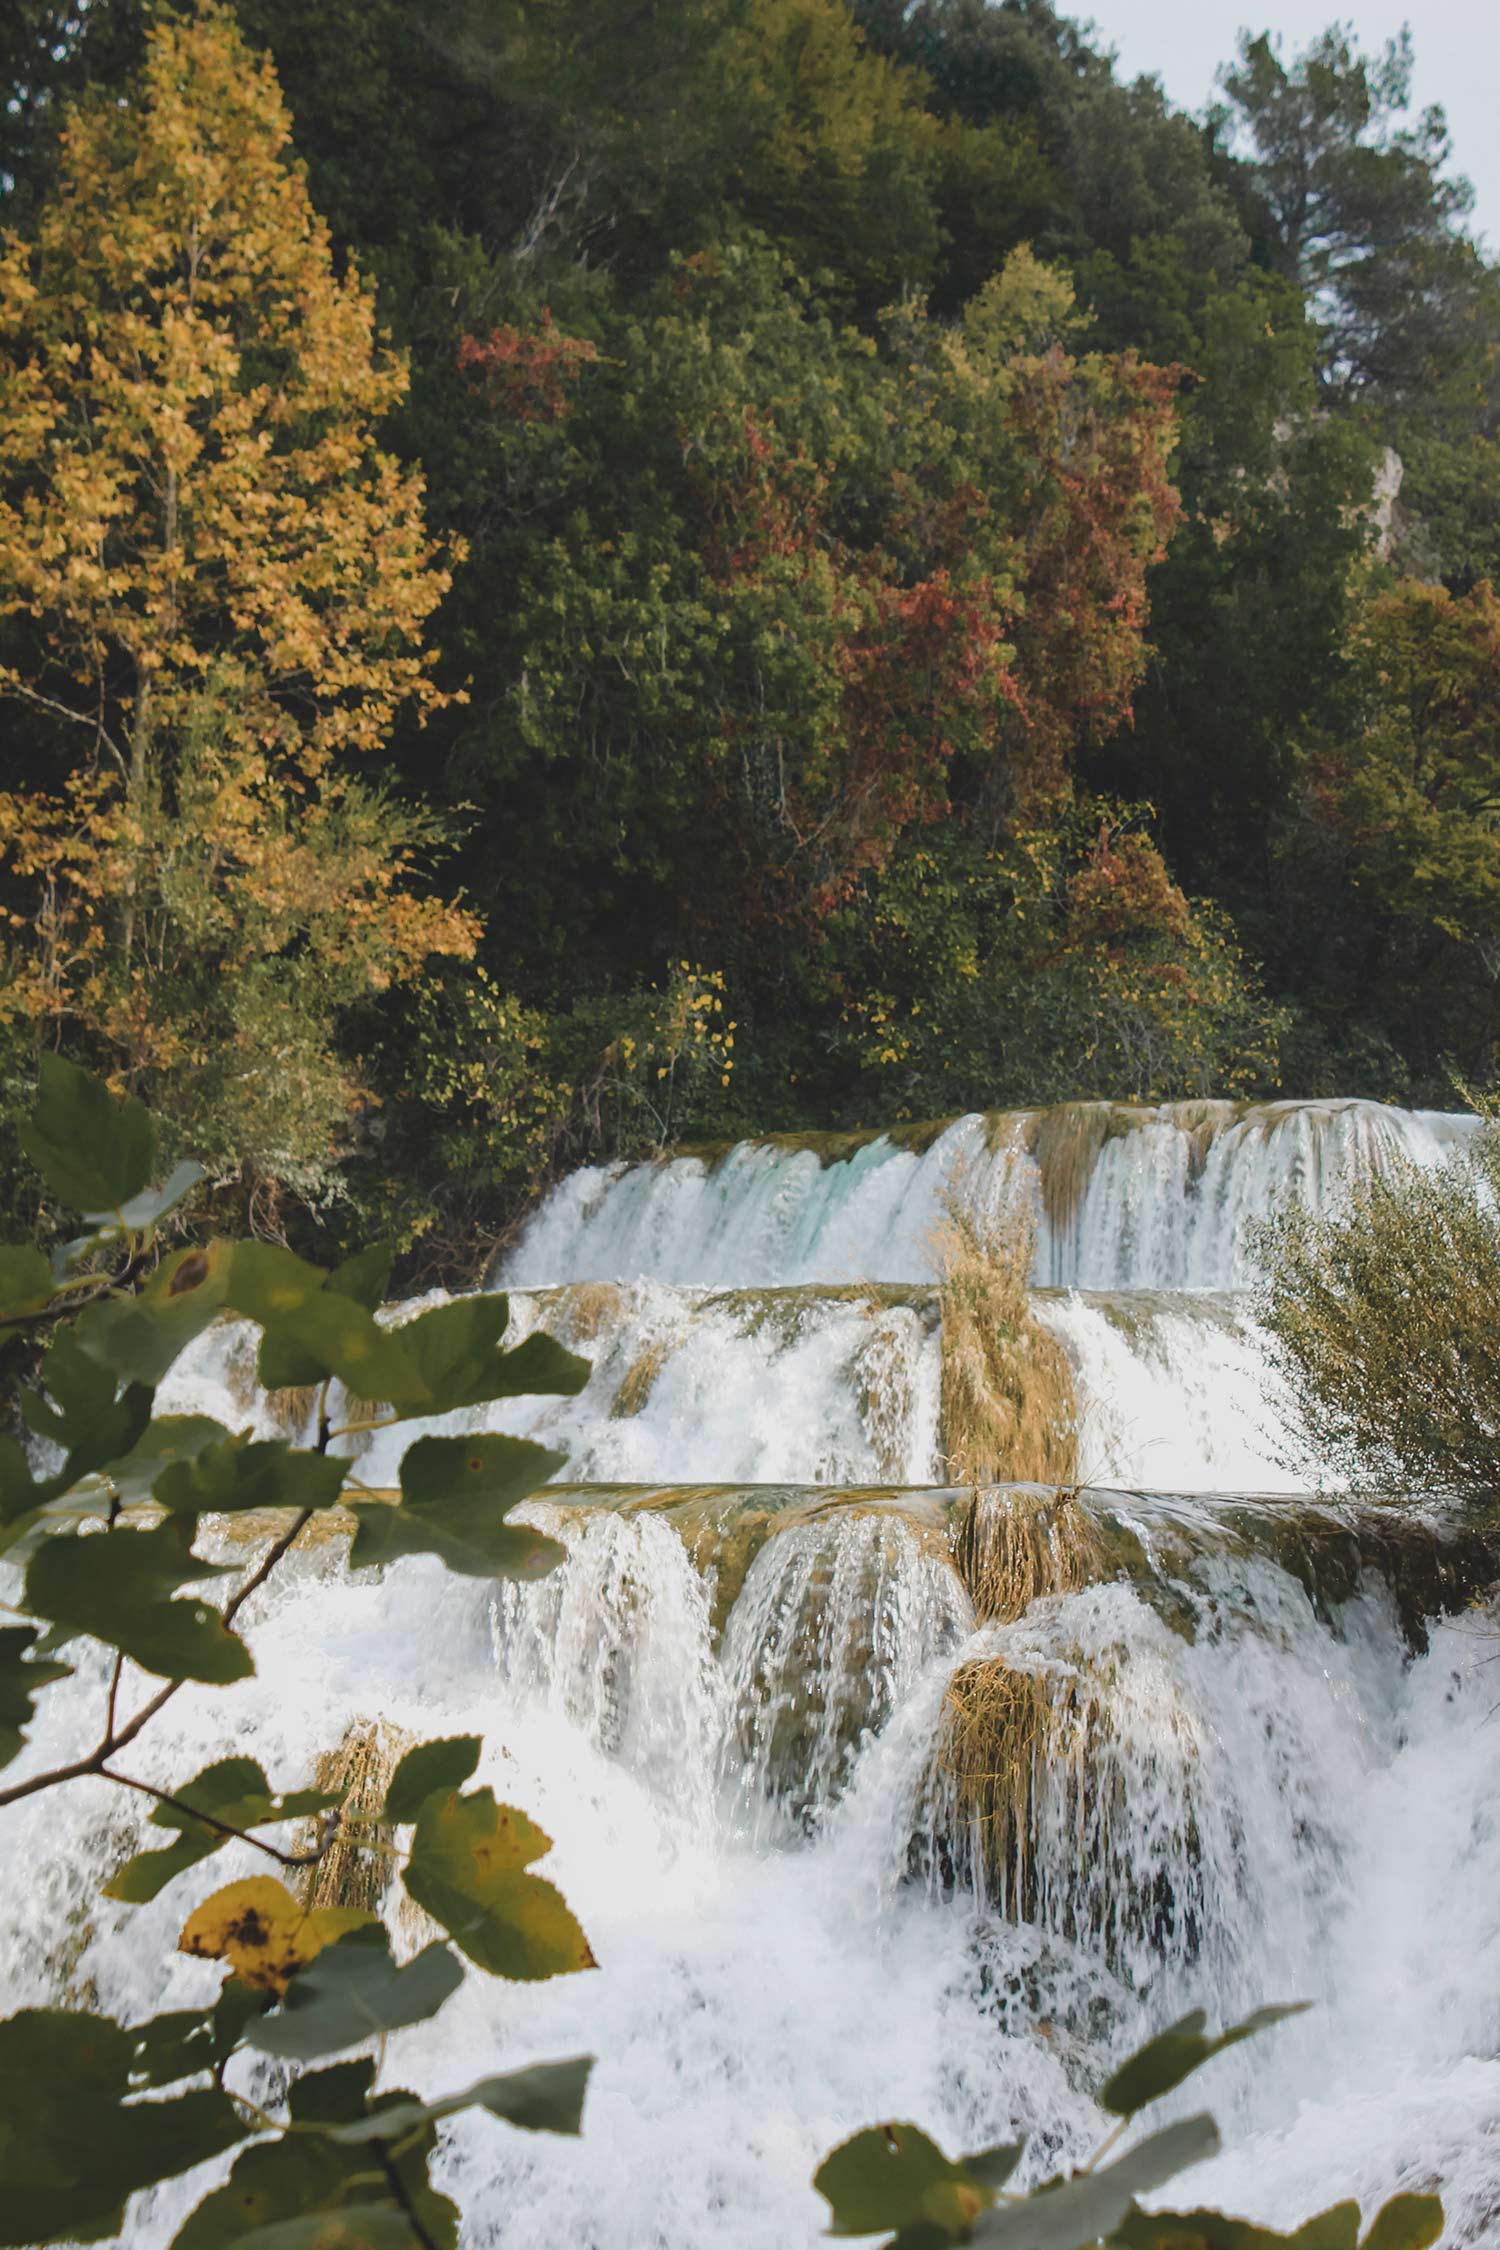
left=0, top=0, right=1496, bottom=1263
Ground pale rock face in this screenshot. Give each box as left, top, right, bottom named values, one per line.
left=1368, top=442, right=1405, bottom=558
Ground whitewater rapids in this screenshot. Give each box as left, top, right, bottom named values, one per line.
left=3, top=1492, right=1497, bottom=2246
left=3, top=1092, right=1497, bottom=2246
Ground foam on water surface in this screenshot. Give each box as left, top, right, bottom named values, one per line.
left=503, top=1099, right=1478, bottom=1292
left=4, top=1500, right=1497, bottom=2246
left=5, top=1087, right=1498, bottom=2246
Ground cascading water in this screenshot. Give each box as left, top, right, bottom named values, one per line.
left=480, top=1097, right=1479, bottom=1491
left=5, top=1092, right=1499, bottom=2246
left=502, top=1098, right=1478, bottom=1293
left=4, top=1490, right=1497, bottom=2245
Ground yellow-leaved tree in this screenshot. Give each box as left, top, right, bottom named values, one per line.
left=0, top=1, right=475, bottom=1204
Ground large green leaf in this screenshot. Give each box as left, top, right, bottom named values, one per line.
left=1116, top=2195, right=1445, bottom=2250
left=20, top=1329, right=153, bottom=1480
left=402, top=1787, right=595, bottom=1980
left=1359, top=2198, right=1445, bottom=2250
left=970, top=2117, right=1221, bottom=2249
left=962, top=2146, right=1025, bottom=2194
left=0, top=1245, right=54, bottom=1322
left=1100, top=2006, right=1310, bottom=2118
left=0, top=1435, right=62, bottom=1555
left=232, top=2213, right=427, bottom=2250
left=18, top=1055, right=156, bottom=1217
left=380, top=1297, right=589, bottom=1415
left=348, top=1434, right=566, bottom=1579
left=0, top=2008, right=244, bottom=2247
left=383, top=1735, right=481, bottom=1824
left=248, top=1927, right=464, bottom=2059
left=326, top=1244, right=395, bottom=1313
left=106, top=1160, right=205, bottom=1233
left=26, top=1516, right=251, bottom=1683
left=316, top=2054, right=594, bottom=2144
left=1367, top=2196, right=1448, bottom=2250
left=815, top=2122, right=995, bottom=2243
left=240, top=1244, right=393, bottom=1390
left=1117, top=2210, right=1332, bottom=2250
left=75, top=1240, right=235, bottom=1385
left=128, top=1979, right=267, bottom=2089
left=225, top=1241, right=331, bottom=1325
left=171, top=2061, right=455, bottom=2250
left=1288, top=2212, right=1361, bottom=2250
left=156, top=1437, right=349, bottom=1518
left=105, top=1756, right=337, bottom=1904
left=231, top=1244, right=426, bottom=1403
left=89, top=1415, right=234, bottom=1504
left=0, top=1624, right=70, bottom=1769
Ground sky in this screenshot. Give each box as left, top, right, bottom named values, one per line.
left=1078, top=0, right=1500, bottom=250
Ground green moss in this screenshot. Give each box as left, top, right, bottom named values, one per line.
left=704, top=1281, right=938, bottom=1346
left=1205, top=1496, right=1499, bottom=1652
left=610, top=1337, right=674, bottom=1419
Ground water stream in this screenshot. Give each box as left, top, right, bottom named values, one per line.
left=3, top=1097, right=1498, bottom=2245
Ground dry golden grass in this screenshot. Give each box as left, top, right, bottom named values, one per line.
left=935, top=1173, right=1079, bottom=1489
left=954, top=1484, right=1109, bottom=1624
left=931, top=1655, right=1061, bottom=1913
left=1026, top=1104, right=1117, bottom=1235
left=263, top=1383, right=320, bottom=1438
left=337, top=1393, right=392, bottom=1433
left=264, top=1384, right=389, bottom=1441
left=298, top=1716, right=412, bottom=1919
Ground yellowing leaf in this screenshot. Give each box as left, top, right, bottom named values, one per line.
left=179, top=1878, right=375, bottom=1995
left=402, top=1789, right=595, bottom=1981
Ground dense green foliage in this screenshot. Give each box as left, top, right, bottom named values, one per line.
left=1, top=0, right=1497, bottom=1273
left=0, top=1063, right=1449, bottom=2245
left=1255, top=1120, right=1500, bottom=1502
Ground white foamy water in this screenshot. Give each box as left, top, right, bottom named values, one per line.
left=149, top=1094, right=1470, bottom=1498
left=3, top=1500, right=1497, bottom=2245
left=6, top=1092, right=1498, bottom=2246
left=159, top=1278, right=1297, bottom=1494
left=504, top=1100, right=1477, bottom=1292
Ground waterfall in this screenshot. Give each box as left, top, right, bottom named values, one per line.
left=502, top=1099, right=1477, bottom=1292
left=5, top=1091, right=1498, bottom=2246
left=4, top=1491, right=1497, bottom=2245
left=158, top=1279, right=1295, bottom=1490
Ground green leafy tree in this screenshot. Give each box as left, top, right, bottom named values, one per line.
left=822, top=800, right=1286, bottom=1120
left=434, top=237, right=1177, bottom=999
left=1217, top=26, right=1487, bottom=409
left=1277, top=578, right=1500, bottom=1083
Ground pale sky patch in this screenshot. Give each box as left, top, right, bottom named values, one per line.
left=1077, top=1, right=1500, bottom=249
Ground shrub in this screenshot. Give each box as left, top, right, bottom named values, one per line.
left=1254, top=1122, right=1500, bottom=1501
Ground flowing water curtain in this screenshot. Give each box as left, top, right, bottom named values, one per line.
left=491, top=1503, right=727, bottom=1834
left=717, top=1504, right=971, bottom=1840
left=905, top=1489, right=1420, bottom=2004
left=504, top=1098, right=1481, bottom=1292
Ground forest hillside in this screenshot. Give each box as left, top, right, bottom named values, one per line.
left=2, top=0, right=1496, bottom=1277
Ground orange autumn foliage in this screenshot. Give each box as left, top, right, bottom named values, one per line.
left=0, top=2, right=456, bottom=776
left=0, top=7, right=476, bottom=1179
